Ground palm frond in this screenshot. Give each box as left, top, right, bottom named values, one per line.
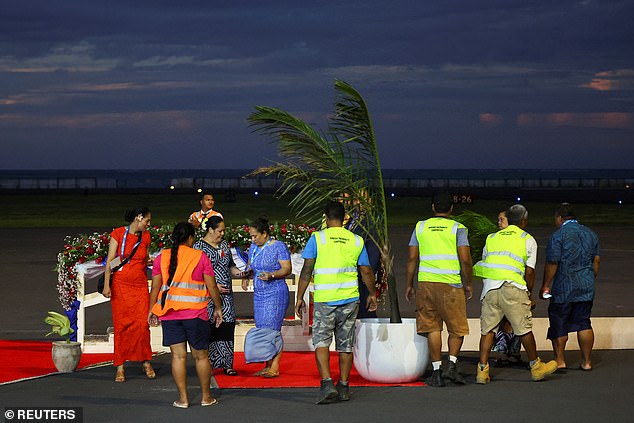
left=247, top=80, right=401, bottom=322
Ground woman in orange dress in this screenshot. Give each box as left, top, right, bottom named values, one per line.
left=102, top=206, right=155, bottom=382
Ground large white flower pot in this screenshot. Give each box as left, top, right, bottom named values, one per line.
left=353, top=318, right=428, bottom=383
left=52, top=341, right=82, bottom=373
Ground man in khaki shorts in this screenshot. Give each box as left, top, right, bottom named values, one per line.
left=474, top=204, right=558, bottom=383
left=405, top=192, right=473, bottom=387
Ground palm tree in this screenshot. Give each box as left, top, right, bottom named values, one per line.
left=247, top=80, right=402, bottom=323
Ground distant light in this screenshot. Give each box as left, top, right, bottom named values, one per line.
left=197, top=188, right=202, bottom=193
left=618, top=200, right=623, bottom=205
left=626, top=185, right=631, bottom=189
left=169, top=185, right=175, bottom=190
left=516, top=196, right=521, bottom=202
left=254, top=191, right=259, bottom=196
left=390, top=192, right=395, bottom=198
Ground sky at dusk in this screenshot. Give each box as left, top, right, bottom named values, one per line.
left=1, top=1, right=633, bottom=170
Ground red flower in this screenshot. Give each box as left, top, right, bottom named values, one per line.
left=78, top=257, right=86, bottom=264
left=95, top=256, right=104, bottom=264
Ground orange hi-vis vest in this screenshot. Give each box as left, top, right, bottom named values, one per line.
left=151, top=246, right=210, bottom=316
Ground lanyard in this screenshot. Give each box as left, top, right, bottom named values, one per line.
left=120, top=226, right=142, bottom=259
left=249, top=239, right=271, bottom=266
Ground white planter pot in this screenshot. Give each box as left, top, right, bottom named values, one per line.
left=353, top=318, right=428, bottom=383
left=52, top=341, right=82, bottom=373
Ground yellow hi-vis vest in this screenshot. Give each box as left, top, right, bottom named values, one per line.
left=151, top=246, right=210, bottom=316
left=416, top=217, right=464, bottom=284
left=313, top=227, right=363, bottom=303
left=473, top=225, right=532, bottom=286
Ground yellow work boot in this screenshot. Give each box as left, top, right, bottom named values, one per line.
left=476, top=363, right=490, bottom=384
left=530, top=358, right=558, bottom=381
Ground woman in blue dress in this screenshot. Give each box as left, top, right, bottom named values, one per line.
left=241, top=217, right=292, bottom=378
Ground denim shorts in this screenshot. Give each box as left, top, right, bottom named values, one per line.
left=161, top=318, right=211, bottom=351
left=312, top=301, right=359, bottom=352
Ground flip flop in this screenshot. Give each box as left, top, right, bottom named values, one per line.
left=254, top=368, right=270, bottom=376
left=201, top=398, right=218, bottom=407
left=579, top=365, right=592, bottom=371
left=262, top=370, right=280, bottom=378
left=142, top=362, right=156, bottom=379
left=223, top=368, right=238, bottom=376
left=172, top=401, right=189, bottom=409
left=115, top=368, right=125, bottom=383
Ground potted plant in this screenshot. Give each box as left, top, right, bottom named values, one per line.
left=44, top=311, right=82, bottom=372
left=248, top=80, right=427, bottom=382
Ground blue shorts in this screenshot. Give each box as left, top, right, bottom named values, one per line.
left=161, top=318, right=211, bottom=351
left=547, top=301, right=593, bottom=339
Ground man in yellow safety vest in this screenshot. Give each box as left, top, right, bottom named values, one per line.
left=296, top=201, right=378, bottom=404
left=405, top=191, right=473, bottom=387
left=473, top=204, right=558, bottom=383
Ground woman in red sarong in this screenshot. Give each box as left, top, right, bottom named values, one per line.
left=102, top=206, right=155, bottom=382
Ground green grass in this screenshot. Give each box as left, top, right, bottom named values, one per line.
left=1, top=192, right=632, bottom=228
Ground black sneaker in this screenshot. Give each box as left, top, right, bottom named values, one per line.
left=336, top=381, right=350, bottom=401
left=317, top=379, right=339, bottom=404
left=425, top=369, right=446, bottom=387
left=443, top=362, right=466, bottom=385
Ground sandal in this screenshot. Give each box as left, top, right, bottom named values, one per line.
left=223, top=368, right=238, bottom=376
left=142, top=362, right=156, bottom=379
left=201, top=398, right=218, bottom=407
left=254, top=368, right=270, bottom=376
left=262, top=370, right=279, bottom=378
left=115, top=367, right=125, bottom=383
left=172, top=401, right=189, bottom=409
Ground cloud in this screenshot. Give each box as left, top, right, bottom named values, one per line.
left=517, top=112, right=634, bottom=129
left=581, top=68, right=634, bottom=91
left=0, top=41, right=119, bottom=73
left=480, top=113, right=503, bottom=125
left=0, top=110, right=246, bottom=129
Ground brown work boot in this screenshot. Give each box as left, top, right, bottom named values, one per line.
left=530, top=358, right=558, bottom=381
left=476, top=363, right=490, bottom=384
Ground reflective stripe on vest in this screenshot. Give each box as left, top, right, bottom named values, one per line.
left=151, top=246, right=210, bottom=316
left=473, top=225, right=532, bottom=286
left=313, top=227, right=363, bottom=303
left=415, top=217, right=464, bottom=284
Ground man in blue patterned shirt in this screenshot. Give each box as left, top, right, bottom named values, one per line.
left=540, top=203, right=600, bottom=371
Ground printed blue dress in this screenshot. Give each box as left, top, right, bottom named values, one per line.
left=248, top=240, right=291, bottom=331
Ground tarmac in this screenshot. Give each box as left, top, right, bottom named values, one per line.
left=1, top=225, right=634, bottom=422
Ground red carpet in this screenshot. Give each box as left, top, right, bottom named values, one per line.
left=213, top=352, right=424, bottom=388
left=0, top=340, right=113, bottom=384
left=1, top=341, right=424, bottom=387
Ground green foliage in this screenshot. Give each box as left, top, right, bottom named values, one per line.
left=453, top=210, right=498, bottom=263
left=248, top=80, right=389, bottom=256
left=44, top=311, right=74, bottom=343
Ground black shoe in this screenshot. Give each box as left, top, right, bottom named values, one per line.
left=336, top=381, right=350, bottom=401
left=317, top=379, right=339, bottom=404
left=443, top=362, right=466, bottom=385
left=425, top=369, right=446, bottom=387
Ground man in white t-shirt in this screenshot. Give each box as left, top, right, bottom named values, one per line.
left=473, top=204, right=557, bottom=383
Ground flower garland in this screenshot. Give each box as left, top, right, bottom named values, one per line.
left=56, top=232, right=111, bottom=310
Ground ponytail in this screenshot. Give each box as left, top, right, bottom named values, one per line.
left=166, top=222, right=195, bottom=285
